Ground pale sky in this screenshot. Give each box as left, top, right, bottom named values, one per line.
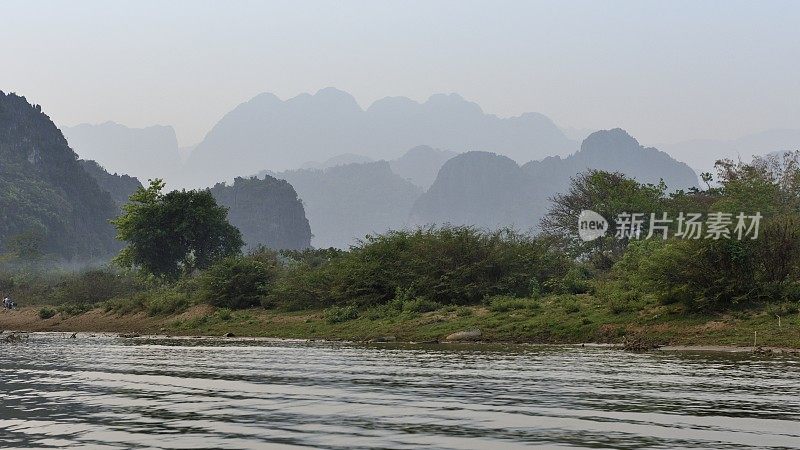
left=1, top=0, right=798, bottom=147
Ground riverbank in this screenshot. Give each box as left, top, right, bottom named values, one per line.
left=2, top=295, right=799, bottom=349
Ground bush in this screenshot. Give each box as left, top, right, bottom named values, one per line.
left=325, top=305, right=359, bottom=324
left=51, top=269, right=143, bottom=305
left=402, top=297, right=442, bottom=313
left=200, top=255, right=278, bottom=309
left=147, top=291, right=191, bottom=316
left=38, top=307, right=56, bottom=319
left=319, top=226, right=571, bottom=307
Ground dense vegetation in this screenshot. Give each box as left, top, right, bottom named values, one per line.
left=2, top=152, right=798, bottom=345
left=0, top=91, right=120, bottom=262
left=113, top=180, right=243, bottom=279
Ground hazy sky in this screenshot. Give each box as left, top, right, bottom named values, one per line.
left=1, top=0, right=798, bottom=147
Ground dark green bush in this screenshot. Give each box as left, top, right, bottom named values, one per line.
left=316, top=226, right=571, bottom=307
left=200, top=254, right=278, bottom=309
left=50, top=269, right=144, bottom=305
left=402, top=297, right=442, bottom=313
left=38, top=307, right=56, bottom=319
left=325, top=305, right=359, bottom=324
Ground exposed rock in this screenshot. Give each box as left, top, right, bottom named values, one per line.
left=445, top=329, right=482, bottom=341
left=209, top=176, right=312, bottom=250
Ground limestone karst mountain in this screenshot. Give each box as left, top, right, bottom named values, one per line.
left=209, top=176, right=312, bottom=251
left=262, top=161, right=422, bottom=248
left=389, top=145, right=458, bottom=189
left=63, top=121, right=182, bottom=184
left=79, top=159, right=142, bottom=208
left=183, top=88, right=576, bottom=187
left=410, top=129, right=699, bottom=232
left=0, top=92, right=120, bottom=260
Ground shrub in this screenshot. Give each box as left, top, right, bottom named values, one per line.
left=147, top=291, right=190, bottom=316
left=38, top=307, right=56, bottom=319
left=325, top=305, right=359, bottom=324
left=322, top=226, right=571, bottom=307
left=402, top=297, right=442, bottom=313
left=200, top=255, right=278, bottom=309
left=51, top=269, right=143, bottom=305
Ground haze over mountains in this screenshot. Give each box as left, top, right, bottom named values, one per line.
left=410, top=129, right=699, bottom=232
left=180, top=88, right=576, bottom=187
left=63, top=122, right=182, bottom=184
left=44, top=86, right=799, bottom=251
left=661, top=129, right=800, bottom=173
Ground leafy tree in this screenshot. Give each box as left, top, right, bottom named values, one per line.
left=113, top=179, right=243, bottom=278
left=541, top=170, right=666, bottom=267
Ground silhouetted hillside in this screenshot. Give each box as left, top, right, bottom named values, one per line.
left=410, top=152, right=537, bottom=230
left=264, top=161, right=422, bottom=248
left=523, top=128, right=699, bottom=192
left=0, top=92, right=120, bottom=260
left=411, top=129, right=698, bottom=231
left=389, top=145, right=458, bottom=189
left=183, top=88, right=576, bottom=187
left=63, top=122, right=182, bottom=184
left=300, top=153, right=374, bottom=170
left=209, top=176, right=312, bottom=251
left=79, top=159, right=142, bottom=208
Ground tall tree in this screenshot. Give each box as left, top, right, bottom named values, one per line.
left=113, top=179, right=243, bottom=278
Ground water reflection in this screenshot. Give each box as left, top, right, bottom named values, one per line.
left=1, top=334, right=798, bottom=449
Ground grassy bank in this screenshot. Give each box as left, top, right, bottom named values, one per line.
left=3, top=293, right=798, bottom=348
left=2, top=223, right=800, bottom=348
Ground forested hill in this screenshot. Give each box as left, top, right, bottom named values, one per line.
left=0, top=91, right=119, bottom=260
left=79, top=159, right=142, bottom=208
left=209, top=176, right=312, bottom=251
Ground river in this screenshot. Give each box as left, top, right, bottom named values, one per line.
left=1, top=333, right=798, bottom=449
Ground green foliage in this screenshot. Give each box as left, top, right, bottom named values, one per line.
left=542, top=170, right=666, bottom=266
left=325, top=305, right=359, bottom=324
left=320, top=226, right=571, bottom=307
left=401, top=297, right=442, bottom=313
left=265, top=227, right=570, bottom=310
left=488, top=296, right=538, bottom=312
left=50, top=269, right=143, bottom=305
left=38, top=307, right=56, bottom=319
left=199, top=253, right=279, bottom=309
left=113, top=179, right=243, bottom=279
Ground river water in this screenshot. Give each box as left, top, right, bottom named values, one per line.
left=0, top=333, right=798, bottom=449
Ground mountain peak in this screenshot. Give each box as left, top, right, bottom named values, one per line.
left=581, top=128, right=640, bottom=152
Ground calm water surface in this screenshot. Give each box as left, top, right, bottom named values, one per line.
left=1, top=333, right=799, bottom=449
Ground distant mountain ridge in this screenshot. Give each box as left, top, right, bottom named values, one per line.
left=63, top=121, right=182, bottom=185
left=261, top=161, right=422, bottom=248
left=411, top=129, right=699, bottom=232
left=183, top=87, right=576, bottom=187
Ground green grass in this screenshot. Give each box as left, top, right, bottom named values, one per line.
left=143, top=294, right=800, bottom=348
